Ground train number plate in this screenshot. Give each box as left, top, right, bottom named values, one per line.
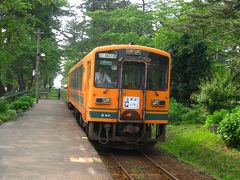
left=123, top=96, right=139, bottom=109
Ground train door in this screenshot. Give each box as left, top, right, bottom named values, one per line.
left=85, top=61, right=91, bottom=121
left=118, top=60, right=147, bottom=122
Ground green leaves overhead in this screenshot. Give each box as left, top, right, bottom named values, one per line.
left=0, top=0, right=67, bottom=96
left=86, top=6, right=154, bottom=45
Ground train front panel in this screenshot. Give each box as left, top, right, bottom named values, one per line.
left=83, top=45, right=171, bottom=145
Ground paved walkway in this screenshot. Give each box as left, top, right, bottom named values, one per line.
left=0, top=100, right=111, bottom=180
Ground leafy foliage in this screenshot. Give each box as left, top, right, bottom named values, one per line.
left=205, top=109, right=229, bottom=128
left=170, top=34, right=212, bottom=103
left=6, top=109, right=17, bottom=121
left=9, top=96, right=34, bottom=112
left=0, top=99, right=8, bottom=113
left=80, top=0, right=130, bottom=12
left=169, top=98, right=208, bottom=124
left=218, top=106, right=240, bottom=148
left=191, top=73, right=240, bottom=113
left=184, top=104, right=208, bottom=124
left=0, top=0, right=67, bottom=96
left=0, top=109, right=17, bottom=122
left=0, top=113, right=8, bottom=122
left=169, top=98, right=188, bottom=123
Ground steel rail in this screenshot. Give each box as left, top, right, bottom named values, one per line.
left=110, top=153, right=134, bottom=180
left=140, top=151, right=179, bottom=180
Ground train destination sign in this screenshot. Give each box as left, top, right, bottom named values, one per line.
left=123, top=96, right=140, bottom=109
left=99, top=53, right=117, bottom=59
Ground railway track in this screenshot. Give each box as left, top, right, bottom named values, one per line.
left=109, top=150, right=179, bottom=180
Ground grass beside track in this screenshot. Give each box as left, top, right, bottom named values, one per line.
left=157, top=124, right=240, bottom=180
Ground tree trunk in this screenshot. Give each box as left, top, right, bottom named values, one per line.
left=28, top=76, right=34, bottom=90
left=17, top=73, right=26, bottom=92
left=142, top=0, right=145, bottom=12
left=7, top=83, right=13, bottom=93
left=6, top=71, right=13, bottom=92
left=49, top=77, right=53, bottom=92
left=43, top=77, right=48, bottom=90
left=0, top=80, right=6, bottom=97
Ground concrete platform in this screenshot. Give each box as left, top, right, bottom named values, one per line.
left=0, top=100, right=112, bottom=180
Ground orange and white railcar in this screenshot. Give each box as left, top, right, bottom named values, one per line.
left=68, top=45, right=171, bottom=146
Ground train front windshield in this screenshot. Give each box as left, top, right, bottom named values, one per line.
left=94, top=50, right=169, bottom=90
left=94, top=52, right=118, bottom=88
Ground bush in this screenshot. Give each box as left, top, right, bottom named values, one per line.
left=205, top=109, right=229, bottom=128
left=169, top=98, right=189, bottom=123
left=29, top=90, right=36, bottom=98
left=232, top=105, right=240, bottom=114
left=183, top=104, right=208, bottom=124
left=19, top=96, right=34, bottom=107
left=0, top=113, right=8, bottom=122
left=0, top=96, right=32, bottom=123
left=6, top=109, right=17, bottom=120
left=169, top=99, right=208, bottom=124
left=0, top=99, right=8, bottom=113
left=9, top=96, right=34, bottom=112
left=0, top=109, right=17, bottom=122
left=218, top=106, right=240, bottom=147
left=191, top=74, right=240, bottom=113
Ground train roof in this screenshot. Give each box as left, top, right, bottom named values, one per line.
left=69, top=45, right=170, bottom=74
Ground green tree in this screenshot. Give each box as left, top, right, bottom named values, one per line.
left=0, top=0, right=67, bottom=96
left=170, top=33, right=212, bottom=103
left=79, top=0, right=130, bottom=12
left=85, top=6, right=154, bottom=47
left=0, top=0, right=35, bottom=95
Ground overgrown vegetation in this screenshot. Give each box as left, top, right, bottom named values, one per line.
left=9, top=96, right=34, bottom=113
left=205, top=109, right=228, bottom=128
left=0, top=96, right=34, bottom=123
left=158, top=125, right=240, bottom=179
left=218, top=106, right=240, bottom=148
left=191, top=74, right=240, bottom=113
left=169, top=99, right=240, bottom=147
left=169, top=99, right=208, bottom=124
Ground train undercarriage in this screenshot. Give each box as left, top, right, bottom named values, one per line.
left=70, top=104, right=166, bottom=147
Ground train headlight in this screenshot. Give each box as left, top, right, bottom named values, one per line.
left=96, top=97, right=111, bottom=104
left=152, top=100, right=165, bottom=107
left=105, top=98, right=110, bottom=103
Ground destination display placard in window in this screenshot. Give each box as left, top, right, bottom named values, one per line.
left=123, top=96, right=139, bottom=109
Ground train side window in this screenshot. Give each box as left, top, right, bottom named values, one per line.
left=87, top=62, right=91, bottom=90
left=79, top=65, right=83, bottom=90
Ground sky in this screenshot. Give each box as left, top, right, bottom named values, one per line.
left=53, top=0, right=149, bottom=88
